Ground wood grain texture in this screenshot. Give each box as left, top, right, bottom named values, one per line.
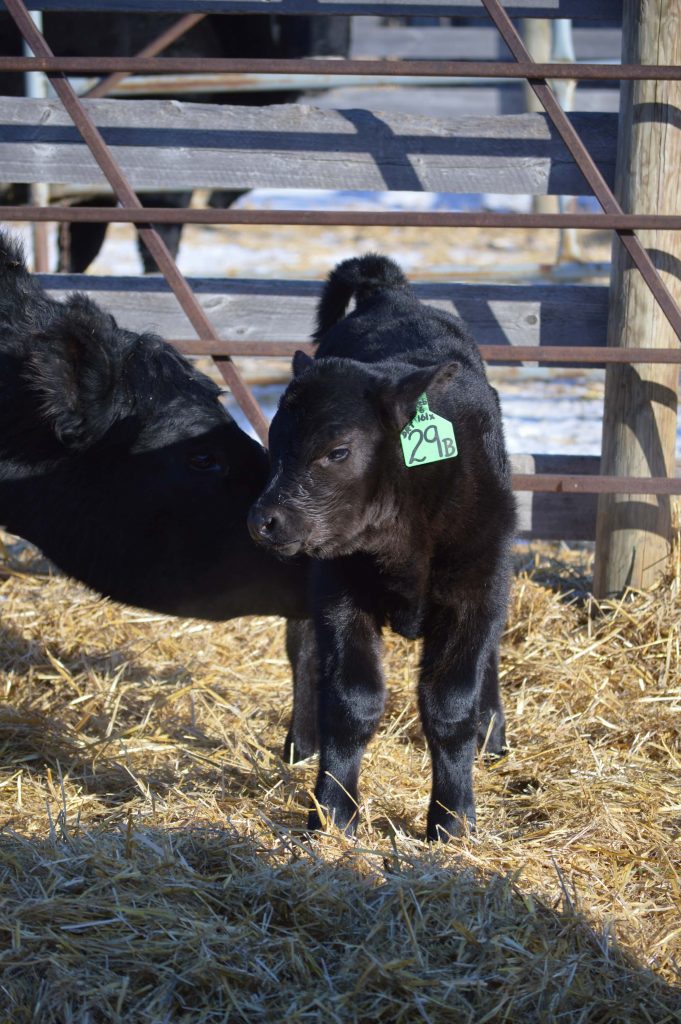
left=0, top=97, right=618, bottom=196
left=40, top=275, right=609, bottom=352
left=593, top=0, right=681, bottom=597
left=351, top=21, right=621, bottom=62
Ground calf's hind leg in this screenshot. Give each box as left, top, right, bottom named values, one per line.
left=309, top=601, right=384, bottom=834
left=477, top=648, right=507, bottom=757
left=419, top=611, right=498, bottom=841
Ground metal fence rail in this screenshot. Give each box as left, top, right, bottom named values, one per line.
left=3, top=56, right=680, bottom=81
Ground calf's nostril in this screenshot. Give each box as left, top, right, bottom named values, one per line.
left=262, top=515, right=277, bottom=535
left=248, top=505, right=281, bottom=544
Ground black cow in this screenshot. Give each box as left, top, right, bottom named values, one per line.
left=249, top=255, right=517, bottom=840
left=0, top=229, right=318, bottom=762
left=0, top=12, right=350, bottom=272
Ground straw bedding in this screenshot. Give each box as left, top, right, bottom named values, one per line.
left=0, top=530, right=679, bottom=1022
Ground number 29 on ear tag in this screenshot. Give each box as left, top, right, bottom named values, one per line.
left=400, top=394, right=458, bottom=468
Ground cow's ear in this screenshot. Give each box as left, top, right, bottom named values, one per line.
left=292, top=350, right=314, bottom=377
left=27, top=296, right=118, bottom=448
left=384, top=360, right=459, bottom=426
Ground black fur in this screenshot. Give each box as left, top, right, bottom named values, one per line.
left=250, top=254, right=516, bottom=840
left=0, top=230, right=311, bottom=620
left=0, top=230, right=318, bottom=764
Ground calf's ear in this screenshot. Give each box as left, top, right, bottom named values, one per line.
left=27, top=296, right=119, bottom=448
left=292, top=350, right=314, bottom=377
left=385, top=360, right=459, bottom=426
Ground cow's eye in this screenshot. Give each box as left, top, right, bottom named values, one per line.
left=188, top=452, right=221, bottom=472
left=326, top=447, right=350, bottom=463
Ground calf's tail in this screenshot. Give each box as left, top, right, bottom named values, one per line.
left=314, top=253, right=410, bottom=341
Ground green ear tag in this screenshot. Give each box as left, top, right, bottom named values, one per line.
left=400, top=393, right=458, bottom=468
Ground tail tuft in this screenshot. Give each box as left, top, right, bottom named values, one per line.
left=0, top=230, right=28, bottom=277
left=314, top=254, right=409, bottom=341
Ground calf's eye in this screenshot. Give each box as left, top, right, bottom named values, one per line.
left=326, top=447, right=350, bottom=463
left=188, top=452, right=222, bottom=473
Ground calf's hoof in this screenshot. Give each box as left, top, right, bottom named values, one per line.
left=307, top=793, right=358, bottom=836
left=426, top=801, right=476, bottom=843
left=283, top=727, right=319, bottom=764
left=477, top=711, right=507, bottom=759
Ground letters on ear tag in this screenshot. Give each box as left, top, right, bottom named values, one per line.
left=400, top=394, right=458, bottom=468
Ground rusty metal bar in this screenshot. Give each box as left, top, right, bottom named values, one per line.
left=511, top=475, right=681, bottom=495
left=82, top=12, right=207, bottom=99
left=1, top=56, right=680, bottom=82
left=479, top=346, right=681, bottom=365
left=178, top=341, right=681, bottom=365
left=3, top=0, right=269, bottom=444
left=4, top=206, right=681, bottom=231
left=480, top=0, right=681, bottom=343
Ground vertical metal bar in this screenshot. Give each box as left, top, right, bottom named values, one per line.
left=4, top=0, right=269, bottom=444
left=83, top=12, right=207, bottom=100
left=480, top=0, right=681, bottom=341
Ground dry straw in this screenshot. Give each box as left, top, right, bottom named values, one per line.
left=0, top=528, right=679, bottom=1022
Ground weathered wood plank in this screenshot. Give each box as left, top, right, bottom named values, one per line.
left=0, top=2, right=625, bottom=22
left=39, top=275, right=609, bottom=350
left=0, top=97, right=618, bottom=196
left=351, top=21, right=622, bottom=62
left=315, top=84, right=621, bottom=117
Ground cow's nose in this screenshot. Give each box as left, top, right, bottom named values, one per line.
left=247, top=504, right=282, bottom=545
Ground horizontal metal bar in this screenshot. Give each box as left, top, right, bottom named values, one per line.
left=480, top=346, right=681, bottom=364
left=4, top=206, right=681, bottom=231
left=511, top=475, right=681, bottom=495
left=188, top=342, right=681, bottom=365
left=0, top=57, right=678, bottom=82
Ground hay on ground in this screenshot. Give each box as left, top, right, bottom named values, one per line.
left=0, top=530, right=679, bottom=1023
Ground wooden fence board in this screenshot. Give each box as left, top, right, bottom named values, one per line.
left=40, top=275, right=609, bottom=351
left=0, top=97, right=618, bottom=196
left=351, top=22, right=622, bottom=62
left=0, top=2, right=625, bottom=22
left=314, top=84, right=620, bottom=118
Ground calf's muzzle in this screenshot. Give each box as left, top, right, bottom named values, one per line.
left=247, top=501, right=302, bottom=557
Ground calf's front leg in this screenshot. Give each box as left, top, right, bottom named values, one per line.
left=309, top=598, right=384, bottom=834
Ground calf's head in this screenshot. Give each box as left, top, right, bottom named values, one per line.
left=248, top=351, right=458, bottom=559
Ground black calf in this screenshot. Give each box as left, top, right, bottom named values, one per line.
left=250, top=255, right=516, bottom=840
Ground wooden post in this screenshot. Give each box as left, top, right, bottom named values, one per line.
left=593, top=0, right=681, bottom=597
left=521, top=19, right=555, bottom=216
